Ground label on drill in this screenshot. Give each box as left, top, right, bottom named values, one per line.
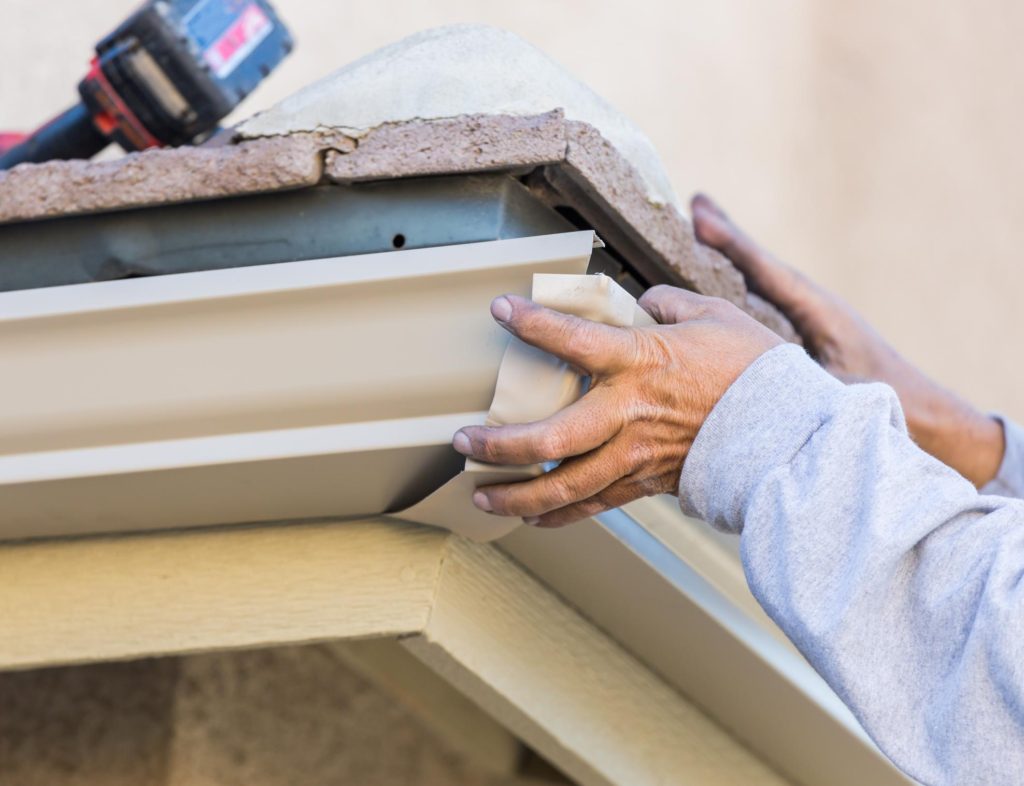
left=186, top=1, right=274, bottom=79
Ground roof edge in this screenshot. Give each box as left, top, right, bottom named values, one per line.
left=0, top=112, right=797, bottom=341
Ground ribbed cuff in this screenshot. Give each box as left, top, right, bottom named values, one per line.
left=981, top=416, right=1024, bottom=499
left=678, top=343, right=844, bottom=533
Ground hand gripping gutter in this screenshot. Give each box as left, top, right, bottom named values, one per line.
left=390, top=272, right=655, bottom=542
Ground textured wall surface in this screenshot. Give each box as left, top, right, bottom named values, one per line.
left=0, top=659, right=177, bottom=786
left=0, top=643, right=555, bottom=786
left=3, top=0, right=1018, bottom=418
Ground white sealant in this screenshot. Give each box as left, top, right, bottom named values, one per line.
left=238, top=24, right=679, bottom=208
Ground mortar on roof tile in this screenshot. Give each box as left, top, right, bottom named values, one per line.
left=0, top=135, right=332, bottom=224
left=239, top=24, right=680, bottom=210
left=324, top=112, right=568, bottom=182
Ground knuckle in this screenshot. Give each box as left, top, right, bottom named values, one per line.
left=499, top=496, right=530, bottom=517
left=639, top=284, right=673, bottom=306
left=472, top=431, right=500, bottom=462
left=633, top=330, right=672, bottom=370
left=703, top=296, right=731, bottom=316
left=631, top=327, right=655, bottom=362
left=538, top=424, right=572, bottom=461
left=595, top=485, right=633, bottom=510
left=634, top=474, right=666, bottom=498
left=709, top=297, right=742, bottom=320
left=625, top=440, right=657, bottom=469
left=546, top=473, right=582, bottom=507
left=561, top=320, right=601, bottom=360
left=489, top=483, right=533, bottom=516
left=586, top=493, right=616, bottom=515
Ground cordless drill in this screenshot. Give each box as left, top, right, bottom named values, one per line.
left=0, top=0, right=293, bottom=169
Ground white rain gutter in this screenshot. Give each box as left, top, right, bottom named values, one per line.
left=0, top=232, right=593, bottom=539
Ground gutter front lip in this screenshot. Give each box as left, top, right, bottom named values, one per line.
left=0, top=411, right=487, bottom=485
left=0, top=230, right=597, bottom=322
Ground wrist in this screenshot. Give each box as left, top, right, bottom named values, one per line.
left=906, top=389, right=1005, bottom=488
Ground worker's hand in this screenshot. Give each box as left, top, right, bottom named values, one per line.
left=452, top=289, right=783, bottom=527
left=691, top=193, right=1005, bottom=488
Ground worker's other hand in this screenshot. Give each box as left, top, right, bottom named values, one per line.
left=452, top=289, right=783, bottom=528
left=691, top=193, right=1005, bottom=488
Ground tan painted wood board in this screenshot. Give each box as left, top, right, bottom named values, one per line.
left=404, top=538, right=791, bottom=786
left=499, top=506, right=912, bottom=786
left=0, top=520, right=445, bottom=671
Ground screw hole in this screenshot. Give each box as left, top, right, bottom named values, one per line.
left=392, top=234, right=406, bottom=249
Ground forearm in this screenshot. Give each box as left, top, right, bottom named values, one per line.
left=896, top=375, right=1005, bottom=488
left=680, top=345, right=1024, bottom=786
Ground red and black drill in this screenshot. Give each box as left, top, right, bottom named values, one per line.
left=0, top=0, right=293, bottom=169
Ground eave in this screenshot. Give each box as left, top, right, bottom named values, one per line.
left=0, top=111, right=796, bottom=341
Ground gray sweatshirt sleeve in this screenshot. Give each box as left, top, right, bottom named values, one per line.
left=982, top=417, right=1024, bottom=499
left=679, top=344, right=1024, bottom=786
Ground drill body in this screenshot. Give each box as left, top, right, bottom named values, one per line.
left=0, top=0, right=292, bottom=169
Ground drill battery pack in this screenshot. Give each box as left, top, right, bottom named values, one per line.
left=81, top=0, right=293, bottom=150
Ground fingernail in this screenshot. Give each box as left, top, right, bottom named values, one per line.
left=472, top=491, right=493, bottom=512
left=694, top=193, right=723, bottom=216
left=452, top=431, right=472, bottom=455
left=522, top=516, right=540, bottom=527
left=491, top=296, right=512, bottom=323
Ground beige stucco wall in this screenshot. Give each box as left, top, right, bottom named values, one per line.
left=2, top=0, right=1022, bottom=421
left=0, top=643, right=554, bottom=786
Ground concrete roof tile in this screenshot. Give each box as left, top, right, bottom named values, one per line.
left=0, top=134, right=333, bottom=224
left=0, top=114, right=796, bottom=342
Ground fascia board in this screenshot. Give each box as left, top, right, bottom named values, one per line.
left=0, top=232, right=593, bottom=541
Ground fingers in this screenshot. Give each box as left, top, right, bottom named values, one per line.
left=531, top=476, right=649, bottom=528
left=471, top=439, right=634, bottom=517
left=454, top=387, right=622, bottom=465
left=690, top=193, right=733, bottom=247
left=491, top=295, right=635, bottom=374
left=692, top=193, right=762, bottom=267
left=690, top=193, right=815, bottom=314
left=638, top=285, right=716, bottom=325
